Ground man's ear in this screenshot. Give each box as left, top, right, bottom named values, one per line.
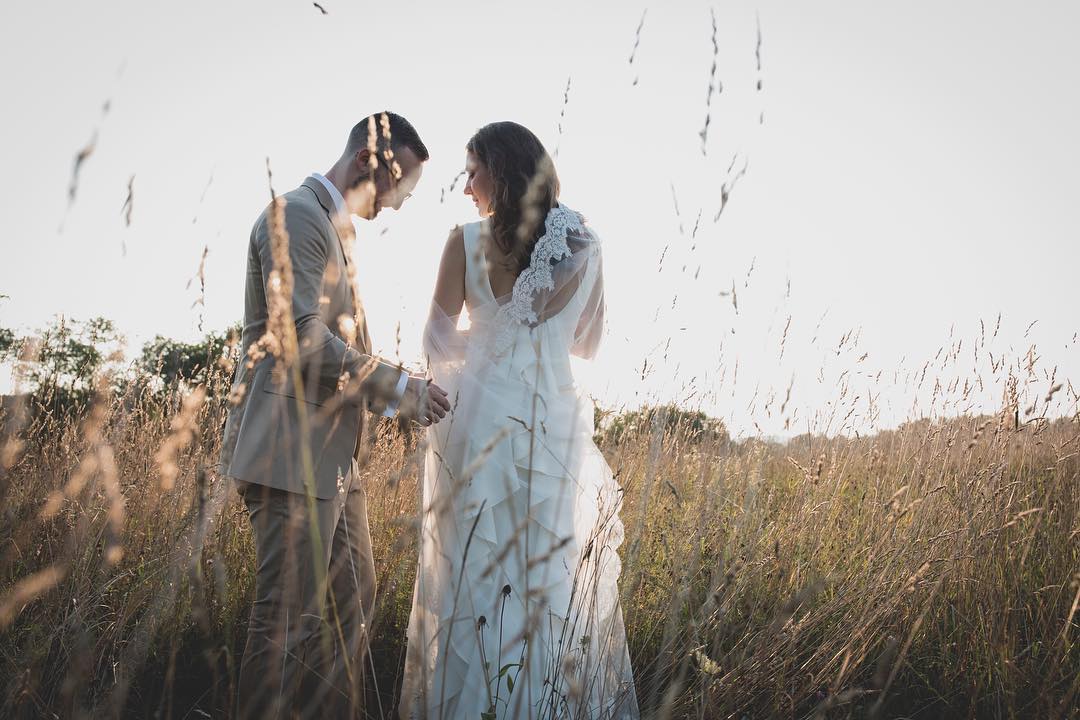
left=355, top=148, right=374, bottom=176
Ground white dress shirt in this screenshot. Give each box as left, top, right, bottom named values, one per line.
left=312, top=173, right=409, bottom=417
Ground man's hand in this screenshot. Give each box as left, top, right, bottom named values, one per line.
left=398, top=375, right=450, bottom=427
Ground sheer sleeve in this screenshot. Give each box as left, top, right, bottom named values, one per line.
left=532, top=228, right=605, bottom=359
left=422, top=304, right=466, bottom=365
left=571, top=243, right=604, bottom=359
left=491, top=204, right=606, bottom=359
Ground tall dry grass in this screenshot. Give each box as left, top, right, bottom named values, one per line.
left=0, top=344, right=1077, bottom=719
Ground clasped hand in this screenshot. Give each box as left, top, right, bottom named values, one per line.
left=398, top=375, right=450, bottom=427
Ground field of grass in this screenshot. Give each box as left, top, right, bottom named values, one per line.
left=0, top=350, right=1077, bottom=719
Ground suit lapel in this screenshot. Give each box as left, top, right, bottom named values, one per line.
left=299, top=177, right=370, bottom=355
left=301, top=176, right=352, bottom=267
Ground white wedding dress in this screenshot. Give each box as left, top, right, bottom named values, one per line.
left=400, top=206, right=638, bottom=719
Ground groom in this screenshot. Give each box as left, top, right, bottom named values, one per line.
left=221, top=111, right=450, bottom=719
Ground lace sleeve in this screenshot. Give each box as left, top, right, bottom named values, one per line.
left=491, top=204, right=602, bottom=356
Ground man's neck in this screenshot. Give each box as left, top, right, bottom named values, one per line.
left=323, top=165, right=349, bottom=199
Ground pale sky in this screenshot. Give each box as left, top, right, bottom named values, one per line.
left=2, top=0, right=1077, bottom=436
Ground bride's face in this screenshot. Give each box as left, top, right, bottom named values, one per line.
left=463, top=151, right=494, bottom=217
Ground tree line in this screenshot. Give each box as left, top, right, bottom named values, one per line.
left=0, top=313, right=731, bottom=446
left=0, top=314, right=236, bottom=412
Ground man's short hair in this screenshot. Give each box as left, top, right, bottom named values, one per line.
left=346, top=111, right=429, bottom=162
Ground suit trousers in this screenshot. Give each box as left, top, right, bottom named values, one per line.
left=236, top=463, right=376, bottom=719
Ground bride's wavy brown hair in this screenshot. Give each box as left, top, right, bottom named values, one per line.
left=466, top=121, right=560, bottom=275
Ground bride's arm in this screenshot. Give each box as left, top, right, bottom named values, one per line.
left=424, top=226, right=467, bottom=366
left=431, top=225, right=466, bottom=317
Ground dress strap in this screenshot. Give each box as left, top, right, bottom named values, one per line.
left=462, top=221, right=493, bottom=308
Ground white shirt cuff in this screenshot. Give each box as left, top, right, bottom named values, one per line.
left=381, top=369, right=410, bottom=417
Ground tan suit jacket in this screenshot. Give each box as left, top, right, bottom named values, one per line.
left=221, top=176, right=402, bottom=499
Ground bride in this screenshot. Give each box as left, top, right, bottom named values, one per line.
left=400, top=122, right=638, bottom=719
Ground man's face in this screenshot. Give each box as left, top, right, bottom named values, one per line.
left=347, top=145, right=424, bottom=220
left=372, top=146, right=423, bottom=218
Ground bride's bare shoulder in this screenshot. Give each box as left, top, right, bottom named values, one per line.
left=439, top=225, right=465, bottom=272
left=432, top=226, right=467, bottom=316
left=445, top=223, right=464, bottom=248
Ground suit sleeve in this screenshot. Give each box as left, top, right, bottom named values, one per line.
left=254, top=198, right=403, bottom=408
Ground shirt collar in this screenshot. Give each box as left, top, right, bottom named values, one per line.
left=311, top=172, right=348, bottom=220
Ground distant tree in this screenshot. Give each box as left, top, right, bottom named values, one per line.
left=43, top=318, right=118, bottom=380
left=138, top=325, right=240, bottom=394
left=598, top=403, right=730, bottom=448
left=0, top=294, right=14, bottom=360
left=0, top=326, right=15, bottom=359
left=10, top=316, right=127, bottom=413
left=0, top=305, right=247, bottom=418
